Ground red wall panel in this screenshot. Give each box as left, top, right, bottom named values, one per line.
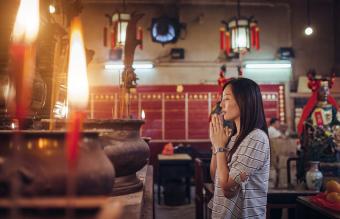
left=90, top=84, right=284, bottom=141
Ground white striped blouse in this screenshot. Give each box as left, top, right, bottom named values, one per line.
left=208, top=129, right=270, bottom=219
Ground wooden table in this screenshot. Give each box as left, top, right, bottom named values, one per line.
left=157, top=154, right=192, bottom=205
left=296, top=196, right=340, bottom=219
left=267, top=189, right=319, bottom=219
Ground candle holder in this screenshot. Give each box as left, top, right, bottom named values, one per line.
left=40, top=119, right=149, bottom=196
left=0, top=130, right=115, bottom=197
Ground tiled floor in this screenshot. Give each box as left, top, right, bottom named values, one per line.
left=154, top=186, right=195, bottom=219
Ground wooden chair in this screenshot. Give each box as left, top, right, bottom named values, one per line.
left=195, top=157, right=212, bottom=219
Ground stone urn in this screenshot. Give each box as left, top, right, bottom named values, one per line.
left=0, top=130, right=115, bottom=197
left=83, top=119, right=150, bottom=196
left=306, top=161, right=323, bottom=191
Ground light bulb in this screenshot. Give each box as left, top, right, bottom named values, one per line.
left=49, top=4, right=56, bottom=14
left=304, top=26, right=313, bottom=36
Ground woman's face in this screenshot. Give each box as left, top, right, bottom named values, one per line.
left=220, top=85, right=240, bottom=121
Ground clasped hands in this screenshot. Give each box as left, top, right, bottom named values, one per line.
left=210, top=114, right=230, bottom=150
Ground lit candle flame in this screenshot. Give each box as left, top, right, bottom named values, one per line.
left=141, top=109, right=145, bottom=120
left=12, top=0, right=40, bottom=43
left=67, top=17, right=89, bottom=110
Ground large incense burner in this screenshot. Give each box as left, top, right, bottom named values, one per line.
left=0, top=130, right=115, bottom=197
left=84, top=119, right=150, bottom=195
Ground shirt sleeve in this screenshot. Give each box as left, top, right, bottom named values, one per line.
left=229, top=130, right=269, bottom=185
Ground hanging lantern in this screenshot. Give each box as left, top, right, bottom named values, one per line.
left=228, top=18, right=250, bottom=53
left=111, top=12, right=130, bottom=48
left=222, top=0, right=260, bottom=56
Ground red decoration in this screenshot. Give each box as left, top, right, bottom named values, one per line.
left=225, top=32, right=230, bottom=56
left=219, top=28, right=225, bottom=50
left=310, top=193, right=340, bottom=213
left=162, top=142, right=174, bottom=155
left=138, top=27, right=143, bottom=50
left=297, top=70, right=339, bottom=135
left=314, top=111, right=324, bottom=127
left=237, top=65, right=243, bottom=77
left=111, top=23, right=117, bottom=49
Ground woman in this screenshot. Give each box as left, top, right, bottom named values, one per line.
left=209, top=78, right=270, bottom=219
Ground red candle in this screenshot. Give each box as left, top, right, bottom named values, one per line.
left=66, top=111, right=84, bottom=169
left=9, top=0, right=39, bottom=128
left=66, top=17, right=89, bottom=168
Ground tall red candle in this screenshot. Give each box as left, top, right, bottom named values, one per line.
left=9, top=0, right=40, bottom=129
left=66, top=17, right=89, bottom=168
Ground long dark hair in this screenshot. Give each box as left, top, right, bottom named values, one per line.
left=222, top=78, right=268, bottom=161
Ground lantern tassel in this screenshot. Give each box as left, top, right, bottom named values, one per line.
left=255, top=27, right=260, bottom=50
left=103, top=26, right=108, bottom=47
left=138, top=27, right=143, bottom=50
left=219, top=28, right=225, bottom=50
left=111, top=23, right=117, bottom=49
left=225, top=32, right=230, bottom=56
left=251, top=25, right=256, bottom=48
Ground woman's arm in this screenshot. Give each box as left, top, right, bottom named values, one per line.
left=210, top=115, right=247, bottom=198
left=210, top=150, right=216, bottom=182
left=215, top=151, right=240, bottom=198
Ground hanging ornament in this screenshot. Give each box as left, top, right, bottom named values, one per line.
left=137, top=26, right=143, bottom=50
left=103, top=26, right=108, bottom=47
left=225, top=31, right=231, bottom=56
left=221, top=0, right=260, bottom=56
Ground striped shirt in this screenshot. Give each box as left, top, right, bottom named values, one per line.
left=208, top=129, right=270, bottom=219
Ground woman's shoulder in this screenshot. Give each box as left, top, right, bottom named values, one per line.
left=246, top=129, right=269, bottom=145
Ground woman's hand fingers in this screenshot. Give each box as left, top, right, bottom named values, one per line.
left=240, top=172, right=248, bottom=182
left=224, top=127, right=230, bottom=137
left=212, top=115, right=218, bottom=133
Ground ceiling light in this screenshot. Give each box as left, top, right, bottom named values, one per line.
left=105, top=63, right=154, bottom=70
left=304, top=26, right=313, bottom=36
left=245, top=63, right=291, bottom=69
left=49, top=4, right=56, bottom=14
left=304, top=0, right=314, bottom=36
